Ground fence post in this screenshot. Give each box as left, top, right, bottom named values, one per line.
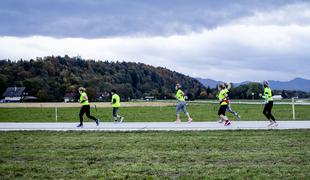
left=55, top=107, right=58, bottom=122
left=292, top=98, right=295, bottom=120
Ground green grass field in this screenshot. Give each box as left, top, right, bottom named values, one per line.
left=0, top=130, right=309, bottom=179
left=0, top=103, right=309, bottom=122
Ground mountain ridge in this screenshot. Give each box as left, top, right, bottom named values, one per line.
left=197, top=77, right=310, bottom=92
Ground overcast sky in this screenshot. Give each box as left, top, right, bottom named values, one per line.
left=0, top=0, right=310, bottom=82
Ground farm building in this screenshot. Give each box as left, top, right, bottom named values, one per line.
left=2, top=87, right=26, bottom=102
left=64, top=93, right=75, bottom=102
left=272, top=95, right=283, bottom=100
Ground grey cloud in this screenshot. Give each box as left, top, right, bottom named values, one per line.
left=0, top=0, right=306, bottom=38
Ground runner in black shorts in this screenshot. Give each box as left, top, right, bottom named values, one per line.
left=217, top=84, right=231, bottom=126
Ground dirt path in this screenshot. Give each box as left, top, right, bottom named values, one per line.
left=0, top=101, right=175, bottom=108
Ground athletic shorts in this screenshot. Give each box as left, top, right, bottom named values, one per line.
left=218, top=105, right=228, bottom=116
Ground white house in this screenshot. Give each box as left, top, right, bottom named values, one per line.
left=272, top=95, right=283, bottom=100
left=64, top=93, right=75, bottom=103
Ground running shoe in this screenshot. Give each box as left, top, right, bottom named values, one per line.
left=120, top=117, right=124, bottom=123
left=224, top=120, right=231, bottom=126
left=77, top=124, right=83, bottom=128
left=268, top=121, right=275, bottom=127
left=188, top=118, right=193, bottom=123
left=95, top=119, right=100, bottom=126
left=269, top=121, right=278, bottom=127
left=175, top=119, right=181, bottom=124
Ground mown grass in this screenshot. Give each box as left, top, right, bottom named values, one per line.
left=0, top=103, right=309, bottom=122
left=0, top=130, right=309, bottom=179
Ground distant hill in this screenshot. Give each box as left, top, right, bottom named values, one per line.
left=0, top=56, right=206, bottom=101
left=197, top=77, right=310, bottom=92
left=195, top=78, right=223, bottom=89
left=268, top=78, right=310, bottom=92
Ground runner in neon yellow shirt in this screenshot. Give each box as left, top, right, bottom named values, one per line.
left=217, top=84, right=231, bottom=126
left=111, top=89, right=124, bottom=123
left=260, top=81, right=277, bottom=127
left=223, top=83, right=241, bottom=121
left=175, top=83, right=192, bottom=123
left=77, top=87, right=100, bottom=127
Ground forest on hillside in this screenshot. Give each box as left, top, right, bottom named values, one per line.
left=1, top=56, right=309, bottom=102
left=0, top=56, right=207, bottom=101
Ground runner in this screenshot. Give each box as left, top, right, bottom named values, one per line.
left=223, top=82, right=241, bottom=121
left=175, top=83, right=192, bottom=123
left=77, top=87, right=100, bottom=127
left=260, top=81, right=278, bottom=127
left=217, top=84, right=231, bottom=126
left=111, top=89, right=124, bottom=123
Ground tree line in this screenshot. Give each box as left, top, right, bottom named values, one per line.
left=1, top=56, right=309, bottom=102
left=226, top=83, right=310, bottom=99
left=0, top=56, right=207, bottom=101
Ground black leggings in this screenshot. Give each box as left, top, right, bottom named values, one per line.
left=113, top=107, right=119, bottom=118
left=79, top=105, right=97, bottom=124
left=263, top=101, right=275, bottom=121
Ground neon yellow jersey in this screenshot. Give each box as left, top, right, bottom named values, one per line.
left=176, top=89, right=185, bottom=101
left=263, top=87, right=273, bottom=101
left=223, top=88, right=229, bottom=95
left=80, top=92, right=89, bottom=106
left=112, top=94, right=121, bottom=108
left=218, top=89, right=228, bottom=105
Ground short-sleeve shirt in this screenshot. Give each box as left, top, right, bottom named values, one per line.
left=112, top=94, right=121, bottom=107
left=264, top=87, right=273, bottom=101
left=80, top=92, right=89, bottom=106
left=176, top=89, right=185, bottom=101
left=218, top=89, right=228, bottom=105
